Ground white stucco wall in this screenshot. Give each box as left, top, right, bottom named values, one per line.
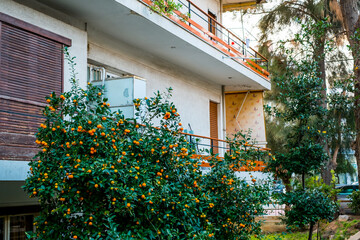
left=0, top=0, right=225, bottom=184
left=0, top=0, right=88, bottom=90
left=196, top=0, right=221, bottom=19
left=176, top=0, right=222, bottom=35
left=87, top=40, right=223, bottom=139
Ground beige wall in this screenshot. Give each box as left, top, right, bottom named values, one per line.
left=225, top=92, right=267, bottom=145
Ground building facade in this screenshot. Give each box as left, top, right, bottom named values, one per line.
left=0, top=0, right=269, bottom=238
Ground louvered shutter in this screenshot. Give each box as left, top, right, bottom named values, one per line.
left=209, top=101, right=218, bottom=154
left=0, top=14, right=70, bottom=161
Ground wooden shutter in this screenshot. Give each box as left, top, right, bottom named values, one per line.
left=209, top=101, right=218, bottom=154
left=0, top=13, right=70, bottom=161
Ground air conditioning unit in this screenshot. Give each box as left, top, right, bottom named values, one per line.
left=92, top=76, right=146, bottom=119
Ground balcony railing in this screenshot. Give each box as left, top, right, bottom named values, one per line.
left=137, top=122, right=269, bottom=171
left=181, top=131, right=268, bottom=171
left=140, top=0, right=270, bottom=79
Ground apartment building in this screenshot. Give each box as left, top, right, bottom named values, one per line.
left=0, top=0, right=269, bottom=238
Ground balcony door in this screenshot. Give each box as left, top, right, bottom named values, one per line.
left=208, top=11, right=217, bottom=36
left=209, top=101, right=218, bottom=154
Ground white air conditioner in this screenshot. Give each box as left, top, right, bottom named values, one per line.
left=92, top=76, right=146, bottom=119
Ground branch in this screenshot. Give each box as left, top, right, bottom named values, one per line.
left=283, top=1, right=320, bottom=21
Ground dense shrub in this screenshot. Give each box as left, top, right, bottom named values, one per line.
left=278, top=189, right=338, bottom=240
left=24, top=69, right=271, bottom=239
left=349, top=190, right=360, bottom=215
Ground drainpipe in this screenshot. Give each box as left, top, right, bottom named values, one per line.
left=221, top=85, right=226, bottom=141
left=219, top=0, right=223, bottom=24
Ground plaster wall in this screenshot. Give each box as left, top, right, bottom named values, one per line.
left=225, top=92, right=267, bottom=145
left=87, top=40, right=224, bottom=139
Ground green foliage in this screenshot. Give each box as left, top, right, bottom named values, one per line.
left=271, top=60, right=325, bottom=124
left=251, top=232, right=311, bottom=240
left=258, top=0, right=343, bottom=56
left=348, top=190, right=360, bottom=215
left=149, top=0, right=183, bottom=17
left=278, top=189, right=337, bottom=230
left=335, top=153, right=356, bottom=175
left=23, top=57, right=271, bottom=239
left=266, top=143, right=328, bottom=182
left=265, top=21, right=329, bottom=182
left=332, top=219, right=360, bottom=240
left=261, top=2, right=355, bottom=183
left=304, top=171, right=339, bottom=200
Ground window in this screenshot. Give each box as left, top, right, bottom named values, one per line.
left=0, top=214, right=35, bottom=240
left=208, top=11, right=217, bottom=36
left=0, top=217, right=4, bottom=240
left=87, top=64, right=106, bottom=82
left=0, top=13, right=70, bottom=161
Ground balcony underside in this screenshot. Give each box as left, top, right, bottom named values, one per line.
left=27, top=0, right=270, bottom=90
left=222, top=0, right=266, bottom=11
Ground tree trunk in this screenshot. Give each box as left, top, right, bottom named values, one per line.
left=308, top=222, right=314, bottom=240
left=282, top=176, right=292, bottom=212
left=339, top=0, right=360, bottom=189
left=314, top=39, right=334, bottom=185
left=282, top=175, right=292, bottom=193
left=323, top=144, right=340, bottom=185
left=354, top=72, right=360, bottom=190
left=302, top=172, right=305, bottom=189
left=315, top=43, right=327, bottom=111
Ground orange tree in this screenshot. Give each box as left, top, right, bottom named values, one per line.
left=24, top=75, right=271, bottom=239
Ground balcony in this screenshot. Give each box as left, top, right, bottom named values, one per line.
left=222, top=0, right=266, bottom=11
left=141, top=0, right=269, bottom=79
left=29, top=0, right=270, bottom=90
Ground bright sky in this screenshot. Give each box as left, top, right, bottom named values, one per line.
left=222, top=2, right=279, bottom=49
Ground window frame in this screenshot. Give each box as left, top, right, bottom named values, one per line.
left=0, top=213, right=37, bottom=240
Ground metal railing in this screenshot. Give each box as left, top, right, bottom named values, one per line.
left=181, top=131, right=269, bottom=158
left=140, top=0, right=270, bottom=78
left=263, top=199, right=354, bottom=216
left=137, top=122, right=269, bottom=170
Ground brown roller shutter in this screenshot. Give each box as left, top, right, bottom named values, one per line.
left=0, top=14, right=69, bottom=160
left=209, top=101, right=218, bottom=154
